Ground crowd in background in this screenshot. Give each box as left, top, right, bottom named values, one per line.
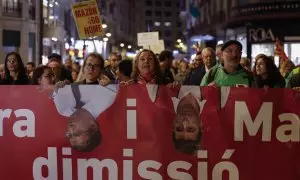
left=0, top=40, right=299, bottom=90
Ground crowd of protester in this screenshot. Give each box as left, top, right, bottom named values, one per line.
left=0, top=40, right=299, bottom=90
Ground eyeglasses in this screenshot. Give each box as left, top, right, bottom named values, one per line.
left=85, top=63, right=101, bottom=69
left=65, top=130, right=89, bottom=139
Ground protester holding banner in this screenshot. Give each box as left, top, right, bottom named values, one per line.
left=0, top=52, right=29, bottom=85
left=253, top=54, right=285, bottom=88
left=132, top=49, right=170, bottom=85
left=201, top=40, right=253, bottom=87
left=31, top=66, right=55, bottom=86
left=74, top=52, right=110, bottom=86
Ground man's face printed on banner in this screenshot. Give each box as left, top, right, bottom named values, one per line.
left=66, top=109, right=101, bottom=152
left=173, top=94, right=202, bottom=155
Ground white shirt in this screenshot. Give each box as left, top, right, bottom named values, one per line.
left=171, top=86, right=206, bottom=114
left=53, top=85, right=118, bottom=118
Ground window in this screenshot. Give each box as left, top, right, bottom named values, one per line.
left=165, top=11, right=172, bottom=17
left=155, top=1, right=162, bottom=6
left=28, top=0, right=35, bottom=20
left=145, top=10, right=152, bottom=16
left=154, top=21, right=161, bottom=27
left=145, top=0, right=152, bottom=6
left=164, top=1, right=171, bottom=7
left=155, top=11, right=162, bottom=17
left=177, top=21, right=182, bottom=27
left=164, top=30, right=172, bottom=37
left=2, top=0, right=22, bottom=17
left=164, top=22, right=172, bottom=27
left=165, top=40, right=171, bottom=47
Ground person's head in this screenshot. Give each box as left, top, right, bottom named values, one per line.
left=71, top=69, right=79, bottom=82
left=66, top=108, right=101, bottom=152
left=254, top=54, right=278, bottom=78
left=240, top=57, right=251, bottom=71
left=65, top=59, right=72, bottom=69
left=172, top=60, right=180, bottom=69
left=281, top=60, right=295, bottom=76
left=221, top=40, right=242, bottom=70
left=31, top=66, right=55, bottom=85
left=173, top=94, right=201, bottom=154
left=159, top=61, right=166, bottom=73
left=0, top=64, right=5, bottom=79
left=26, top=62, right=35, bottom=74
left=116, top=60, right=133, bottom=80
left=179, top=60, right=188, bottom=73
left=132, top=49, right=161, bottom=79
left=82, top=53, right=104, bottom=82
left=47, top=53, right=62, bottom=77
left=216, top=44, right=224, bottom=63
left=109, top=52, right=121, bottom=69
left=194, top=51, right=203, bottom=68
left=4, top=52, right=26, bottom=78
left=72, top=62, right=81, bottom=72
left=202, top=47, right=216, bottom=69
left=159, top=50, right=174, bottom=68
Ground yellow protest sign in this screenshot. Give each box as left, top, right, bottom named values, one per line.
left=72, top=0, right=103, bottom=39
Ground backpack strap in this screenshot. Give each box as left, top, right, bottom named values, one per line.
left=70, top=84, right=84, bottom=109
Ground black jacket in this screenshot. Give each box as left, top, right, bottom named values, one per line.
left=288, top=73, right=300, bottom=88
left=184, top=65, right=206, bottom=85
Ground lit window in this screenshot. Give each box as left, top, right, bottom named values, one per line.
left=164, top=22, right=172, bottom=27
left=154, top=21, right=161, bottom=26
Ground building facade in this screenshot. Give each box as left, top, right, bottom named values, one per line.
left=188, top=0, right=300, bottom=64
left=134, top=0, right=182, bottom=50
left=0, top=0, right=41, bottom=64
left=42, top=0, right=77, bottom=64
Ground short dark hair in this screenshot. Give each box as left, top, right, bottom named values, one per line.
left=118, top=60, right=132, bottom=77
left=72, top=123, right=102, bottom=152
left=27, top=62, right=35, bottom=68
left=172, top=131, right=202, bottom=154
left=159, top=50, right=174, bottom=62
left=48, top=53, right=62, bottom=62
left=31, top=66, right=52, bottom=85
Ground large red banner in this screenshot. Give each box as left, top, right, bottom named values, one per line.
left=0, top=85, right=299, bottom=180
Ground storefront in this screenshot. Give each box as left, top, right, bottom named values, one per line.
left=247, top=21, right=300, bottom=65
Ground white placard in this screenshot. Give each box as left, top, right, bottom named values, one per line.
left=149, top=40, right=165, bottom=54
left=137, top=32, right=160, bottom=46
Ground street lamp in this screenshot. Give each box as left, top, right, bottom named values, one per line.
left=120, top=43, right=124, bottom=47
left=103, top=37, right=108, bottom=42
left=177, top=39, right=182, bottom=43
left=128, top=45, right=132, bottom=49
left=102, top=24, right=107, bottom=29
left=106, top=33, right=111, bottom=37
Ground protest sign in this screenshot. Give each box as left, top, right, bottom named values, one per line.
left=72, top=0, right=103, bottom=39
left=137, top=32, right=160, bottom=47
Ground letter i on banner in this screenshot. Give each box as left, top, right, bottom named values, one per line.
left=126, top=99, right=137, bottom=139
